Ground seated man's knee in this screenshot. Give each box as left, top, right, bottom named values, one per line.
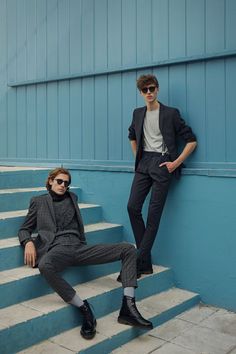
left=38, top=259, right=54, bottom=275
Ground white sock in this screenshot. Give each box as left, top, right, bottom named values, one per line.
left=124, top=287, right=135, bottom=298
left=69, top=293, right=84, bottom=308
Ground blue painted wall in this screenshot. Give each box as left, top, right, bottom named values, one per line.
left=0, top=0, right=236, bottom=310
left=0, top=0, right=236, bottom=168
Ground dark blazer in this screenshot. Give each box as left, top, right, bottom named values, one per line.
left=128, top=102, right=197, bottom=175
left=18, top=191, right=86, bottom=265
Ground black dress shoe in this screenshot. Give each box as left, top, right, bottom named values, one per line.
left=118, top=296, right=153, bottom=329
left=117, top=271, right=141, bottom=283
left=79, top=300, right=97, bottom=339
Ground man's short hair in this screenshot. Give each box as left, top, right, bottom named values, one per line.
left=136, top=74, right=159, bottom=91
left=46, top=168, right=71, bottom=190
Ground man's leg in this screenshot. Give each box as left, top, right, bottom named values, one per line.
left=127, top=172, right=152, bottom=249
left=138, top=167, right=172, bottom=266
left=73, top=242, right=153, bottom=330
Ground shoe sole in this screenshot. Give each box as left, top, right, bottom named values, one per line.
left=80, top=320, right=97, bottom=340
left=117, top=317, right=153, bottom=330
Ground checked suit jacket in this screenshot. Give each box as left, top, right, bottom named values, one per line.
left=128, top=102, right=197, bottom=177
left=18, top=191, right=86, bottom=265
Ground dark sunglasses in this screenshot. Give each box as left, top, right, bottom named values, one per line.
left=54, top=178, right=70, bottom=188
left=141, top=86, right=156, bottom=94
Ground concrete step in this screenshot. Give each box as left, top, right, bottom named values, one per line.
left=0, top=222, right=123, bottom=271
left=0, top=203, right=102, bottom=239
left=17, top=287, right=199, bottom=354
left=0, top=187, right=81, bottom=212
left=0, top=168, right=50, bottom=189
left=0, top=266, right=178, bottom=354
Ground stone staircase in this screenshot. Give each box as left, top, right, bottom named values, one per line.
left=0, top=168, right=200, bottom=354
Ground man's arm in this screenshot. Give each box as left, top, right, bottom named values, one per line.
left=18, top=198, right=37, bottom=267
left=159, top=141, right=197, bottom=173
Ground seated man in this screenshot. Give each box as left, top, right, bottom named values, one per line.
left=18, top=168, right=153, bottom=340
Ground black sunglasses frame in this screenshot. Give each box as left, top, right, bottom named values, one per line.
left=141, top=86, right=157, bottom=94
left=54, top=178, right=70, bottom=188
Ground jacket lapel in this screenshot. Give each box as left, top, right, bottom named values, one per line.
left=137, top=106, right=147, bottom=141
left=159, top=102, right=165, bottom=134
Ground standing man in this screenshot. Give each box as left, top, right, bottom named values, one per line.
left=127, top=74, right=197, bottom=276
left=18, top=168, right=153, bottom=340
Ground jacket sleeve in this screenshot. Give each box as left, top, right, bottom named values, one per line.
left=173, top=109, right=197, bottom=143
left=128, top=110, right=136, bottom=141
left=18, top=197, right=37, bottom=246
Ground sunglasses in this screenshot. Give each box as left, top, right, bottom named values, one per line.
left=54, top=178, right=70, bottom=188
left=141, top=86, right=156, bottom=94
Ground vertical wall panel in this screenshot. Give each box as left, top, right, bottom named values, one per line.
left=36, top=84, right=47, bottom=158
left=69, top=0, right=82, bottom=74
left=226, top=0, right=236, bottom=50
left=58, top=0, right=70, bottom=76
left=122, top=0, right=137, bottom=66
left=36, top=0, right=47, bottom=80
left=153, top=66, right=169, bottom=104
left=26, top=86, right=37, bottom=158
left=7, top=90, right=17, bottom=157
left=58, top=81, right=70, bottom=159
left=70, top=79, right=82, bottom=159
left=108, top=74, right=122, bottom=160
left=7, top=0, right=17, bottom=83
left=169, top=65, right=187, bottom=117
left=108, top=0, right=122, bottom=67
left=16, top=87, right=27, bottom=157
left=122, top=71, right=137, bottom=160
left=137, top=0, right=152, bottom=64
left=82, top=78, right=94, bottom=159
left=186, top=0, right=205, bottom=56
left=46, top=0, right=58, bottom=77
left=26, top=0, right=37, bottom=81
left=0, top=0, right=7, bottom=156
left=94, top=76, right=108, bottom=160
left=206, top=60, right=225, bottom=162
left=82, top=0, right=94, bottom=72
left=206, top=0, right=225, bottom=53
left=169, top=0, right=186, bottom=59
left=94, top=0, right=108, bottom=70
left=225, top=58, right=236, bottom=162
left=16, top=0, right=27, bottom=82
left=152, top=0, right=169, bottom=61
left=186, top=63, right=206, bottom=162
left=47, top=82, right=58, bottom=159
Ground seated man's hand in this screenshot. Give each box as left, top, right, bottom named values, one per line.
left=24, top=241, right=37, bottom=267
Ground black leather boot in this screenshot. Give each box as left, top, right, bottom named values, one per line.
left=118, top=296, right=153, bottom=329
left=79, top=300, right=97, bottom=339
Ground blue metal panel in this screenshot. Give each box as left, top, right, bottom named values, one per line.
left=47, top=82, right=58, bottom=159
left=69, top=0, right=82, bottom=74
left=186, top=0, right=205, bottom=56
left=16, top=87, right=27, bottom=157
left=226, top=58, right=236, bottom=162
left=206, top=0, right=225, bottom=53
left=46, top=0, right=58, bottom=77
left=94, top=0, right=108, bottom=70
left=26, top=0, right=36, bottom=81
left=0, top=0, right=7, bottom=157
left=137, top=0, right=152, bottom=64
left=16, top=0, right=27, bottom=82
left=7, top=0, right=17, bottom=83
left=153, top=66, right=169, bottom=104
left=226, top=0, right=236, bottom=50
left=169, top=65, right=187, bottom=116
left=108, top=74, right=122, bottom=160
left=26, top=85, right=37, bottom=158
left=58, top=81, right=70, bottom=159
left=152, top=0, right=169, bottom=61
left=82, top=77, right=95, bottom=159
left=206, top=59, right=226, bottom=162
left=7, top=89, right=17, bottom=157
left=94, top=76, right=108, bottom=160
left=122, top=71, right=137, bottom=161
left=82, top=0, right=94, bottom=72
left=69, top=79, right=82, bottom=159
left=58, top=0, right=70, bottom=76
left=122, top=0, right=136, bottom=66
left=108, top=0, right=122, bottom=67
left=186, top=63, right=206, bottom=162
left=169, top=0, right=186, bottom=59
left=36, top=0, right=46, bottom=80
left=36, top=84, right=47, bottom=158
